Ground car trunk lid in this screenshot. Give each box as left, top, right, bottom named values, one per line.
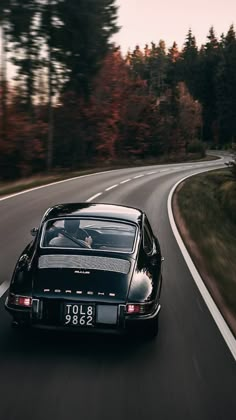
left=32, top=253, right=134, bottom=303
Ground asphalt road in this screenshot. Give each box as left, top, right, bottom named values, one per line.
left=0, top=157, right=235, bottom=420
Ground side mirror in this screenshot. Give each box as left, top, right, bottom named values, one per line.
left=30, top=227, right=38, bottom=237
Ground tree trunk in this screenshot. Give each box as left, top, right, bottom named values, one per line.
left=0, top=24, right=7, bottom=142
left=46, top=6, right=54, bottom=172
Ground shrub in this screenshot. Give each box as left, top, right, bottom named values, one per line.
left=187, top=140, right=206, bottom=157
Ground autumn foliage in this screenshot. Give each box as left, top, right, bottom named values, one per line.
left=0, top=48, right=203, bottom=179
left=1, top=1, right=236, bottom=181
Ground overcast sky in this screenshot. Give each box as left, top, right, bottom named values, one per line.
left=113, top=0, right=236, bottom=52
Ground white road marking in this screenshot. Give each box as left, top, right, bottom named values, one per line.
left=0, top=169, right=120, bottom=202
left=133, top=174, right=144, bottom=179
left=146, top=171, right=157, bottom=175
left=167, top=169, right=236, bottom=361
left=105, top=184, right=118, bottom=191
left=0, top=158, right=225, bottom=299
left=160, top=168, right=169, bottom=172
left=0, top=281, right=9, bottom=298
left=86, top=192, right=102, bottom=202
left=120, top=179, right=131, bottom=184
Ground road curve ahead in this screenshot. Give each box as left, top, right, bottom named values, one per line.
left=0, top=157, right=235, bottom=420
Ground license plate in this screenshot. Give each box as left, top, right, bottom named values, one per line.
left=64, top=303, right=95, bottom=327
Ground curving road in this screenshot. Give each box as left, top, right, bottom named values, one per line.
left=0, top=156, right=235, bottom=420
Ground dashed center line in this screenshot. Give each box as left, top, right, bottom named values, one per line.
left=133, top=174, right=144, bottom=179
left=105, top=184, right=118, bottom=191
left=86, top=192, right=102, bottom=202
left=120, top=178, right=131, bottom=184
left=86, top=165, right=204, bottom=203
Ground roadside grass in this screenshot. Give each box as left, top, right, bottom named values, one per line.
left=0, top=154, right=218, bottom=198
left=176, top=168, right=236, bottom=326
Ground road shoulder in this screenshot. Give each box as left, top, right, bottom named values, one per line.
left=172, top=181, right=236, bottom=337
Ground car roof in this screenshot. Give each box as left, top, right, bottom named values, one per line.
left=42, top=203, right=143, bottom=226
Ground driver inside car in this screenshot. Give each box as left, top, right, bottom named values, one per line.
left=49, top=219, right=93, bottom=248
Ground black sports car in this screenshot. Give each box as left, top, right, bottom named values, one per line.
left=5, top=203, right=164, bottom=338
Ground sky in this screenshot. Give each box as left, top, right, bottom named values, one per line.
left=2, top=0, right=236, bottom=79
left=113, top=0, right=236, bottom=52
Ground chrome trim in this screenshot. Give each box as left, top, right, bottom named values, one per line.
left=32, top=298, right=39, bottom=313
left=156, top=303, right=161, bottom=316
left=74, top=270, right=90, bottom=274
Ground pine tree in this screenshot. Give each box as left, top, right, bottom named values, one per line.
left=0, top=0, right=10, bottom=169
left=55, top=0, right=119, bottom=98
left=6, top=0, right=40, bottom=117
left=216, top=25, right=236, bottom=145
left=167, top=41, right=181, bottom=87
left=200, top=27, right=221, bottom=144
left=181, top=28, right=199, bottom=98
left=129, top=45, right=145, bottom=80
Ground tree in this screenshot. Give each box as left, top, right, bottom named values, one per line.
left=0, top=0, right=10, bottom=152
left=167, top=41, right=181, bottom=87
left=216, top=25, right=236, bottom=145
left=178, top=82, right=202, bottom=144
left=5, top=0, right=40, bottom=116
left=181, top=28, right=199, bottom=98
left=55, top=0, right=119, bottom=98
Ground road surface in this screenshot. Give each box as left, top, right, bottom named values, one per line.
left=0, top=156, right=235, bottom=420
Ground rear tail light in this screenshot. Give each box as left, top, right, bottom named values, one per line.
left=126, top=304, right=142, bottom=314
left=9, top=294, right=32, bottom=307
left=126, top=302, right=155, bottom=315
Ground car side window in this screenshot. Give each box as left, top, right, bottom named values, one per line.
left=143, top=222, right=153, bottom=255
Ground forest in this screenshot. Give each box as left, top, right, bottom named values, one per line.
left=0, top=0, right=236, bottom=180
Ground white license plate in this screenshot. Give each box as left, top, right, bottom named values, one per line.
left=64, top=303, right=95, bottom=327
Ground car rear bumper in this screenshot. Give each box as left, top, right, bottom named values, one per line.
left=5, top=297, right=161, bottom=333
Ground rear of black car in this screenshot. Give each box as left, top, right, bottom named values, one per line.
left=5, top=248, right=161, bottom=336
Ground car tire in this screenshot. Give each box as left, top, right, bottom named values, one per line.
left=143, top=315, right=159, bottom=339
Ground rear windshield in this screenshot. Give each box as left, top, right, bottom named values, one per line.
left=41, top=218, right=137, bottom=253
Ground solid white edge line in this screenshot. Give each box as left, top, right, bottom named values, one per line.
left=0, top=156, right=225, bottom=203
left=86, top=192, right=102, bottom=202
left=167, top=168, right=236, bottom=361
left=0, top=169, right=121, bottom=203
left=0, top=281, right=9, bottom=298
left=105, top=184, right=118, bottom=191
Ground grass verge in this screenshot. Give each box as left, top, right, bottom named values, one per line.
left=174, top=168, right=236, bottom=336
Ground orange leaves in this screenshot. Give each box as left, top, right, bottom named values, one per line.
left=89, top=49, right=156, bottom=159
